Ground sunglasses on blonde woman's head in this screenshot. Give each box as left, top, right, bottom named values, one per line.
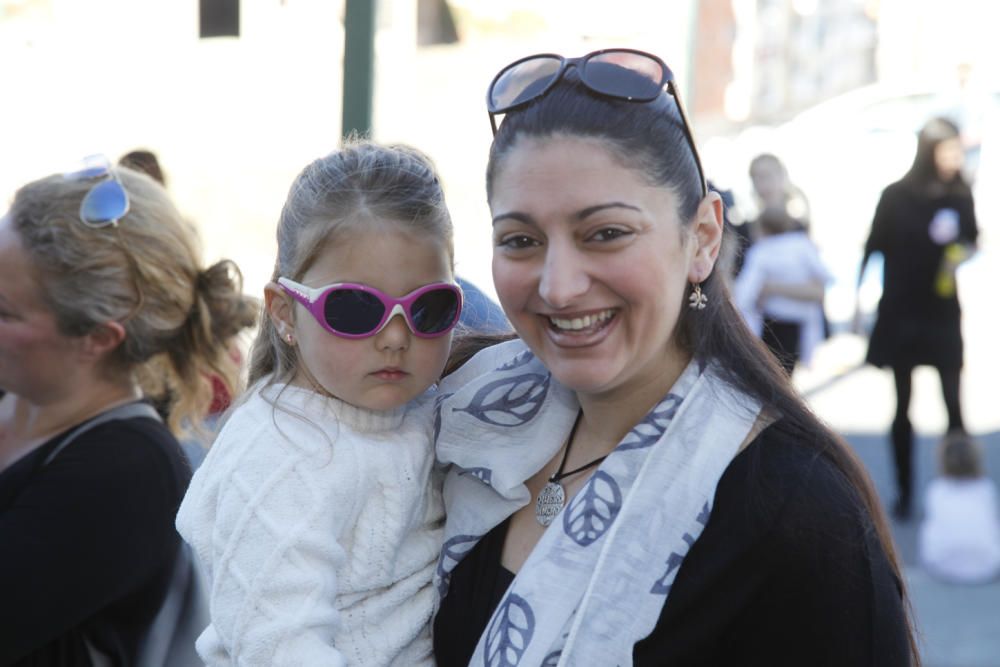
left=63, top=154, right=131, bottom=227
left=62, top=154, right=146, bottom=319
left=486, top=48, right=707, bottom=196
left=278, top=278, right=463, bottom=339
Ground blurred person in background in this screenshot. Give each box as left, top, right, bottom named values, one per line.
left=918, top=430, right=1000, bottom=584
left=119, top=148, right=168, bottom=188
left=433, top=47, right=917, bottom=666
left=733, top=205, right=831, bottom=375
left=0, top=157, right=249, bottom=665
left=747, top=152, right=810, bottom=230
left=856, top=117, right=979, bottom=520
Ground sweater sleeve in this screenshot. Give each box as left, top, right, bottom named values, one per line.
left=176, top=411, right=354, bottom=667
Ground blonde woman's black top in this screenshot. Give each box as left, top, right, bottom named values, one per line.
left=0, top=414, right=191, bottom=666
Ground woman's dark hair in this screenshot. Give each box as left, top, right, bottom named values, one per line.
left=483, top=66, right=920, bottom=663
left=902, top=116, right=970, bottom=198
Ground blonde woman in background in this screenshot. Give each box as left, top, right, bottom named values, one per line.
left=0, top=157, right=252, bottom=666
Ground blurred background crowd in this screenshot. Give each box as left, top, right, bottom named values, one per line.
left=2, top=0, right=998, bottom=664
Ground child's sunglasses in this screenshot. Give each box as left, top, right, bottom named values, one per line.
left=278, top=278, right=463, bottom=339
left=486, top=48, right=707, bottom=196
left=63, top=154, right=131, bottom=227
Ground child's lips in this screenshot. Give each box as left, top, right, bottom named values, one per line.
left=373, top=368, right=408, bottom=381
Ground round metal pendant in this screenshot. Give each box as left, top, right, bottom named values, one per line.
left=535, top=481, right=566, bottom=526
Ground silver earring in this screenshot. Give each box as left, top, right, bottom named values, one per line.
left=688, top=283, right=708, bottom=310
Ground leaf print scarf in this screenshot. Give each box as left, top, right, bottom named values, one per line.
left=434, top=339, right=762, bottom=667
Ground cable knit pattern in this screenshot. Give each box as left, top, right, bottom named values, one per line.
left=176, top=381, right=443, bottom=666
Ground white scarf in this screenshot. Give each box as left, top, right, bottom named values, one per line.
left=434, top=340, right=762, bottom=666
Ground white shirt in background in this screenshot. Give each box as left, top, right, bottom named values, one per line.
left=918, top=476, right=1000, bottom=584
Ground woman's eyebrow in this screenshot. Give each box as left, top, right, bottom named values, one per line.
left=493, top=202, right=641, bottom=226
left=491, top=211, right=535, bottom=226
left=576, top=202, right=641, bottom=220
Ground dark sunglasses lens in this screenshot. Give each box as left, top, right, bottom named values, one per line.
left=489, top=56, right=562, bottom=111
left=80, top=179, right=129, bottom=226
left=411, top=288, right=459, bottom=334
left=583, top=53, right=665, bottom=100
left=324, top=289, right=386, bottom=335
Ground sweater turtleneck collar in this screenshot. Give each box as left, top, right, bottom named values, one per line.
left=261, top=382, right=409, bottom=434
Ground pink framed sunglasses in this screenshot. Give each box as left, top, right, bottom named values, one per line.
left=278, top=277, right=463, bottom=339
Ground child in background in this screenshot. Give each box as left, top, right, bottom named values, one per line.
left=732, top=205, right=831, bottom=374
left=919, top=430, right=1000, bottom=584
left=176, top=140, right=463, bottom=665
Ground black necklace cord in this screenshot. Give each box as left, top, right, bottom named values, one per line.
left=548, top=409, right=608, bottom=483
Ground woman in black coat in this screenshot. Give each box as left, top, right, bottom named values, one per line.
left=858, top=117, right=979, bottom=519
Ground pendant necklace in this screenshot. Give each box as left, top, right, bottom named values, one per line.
left=535, top=409, right=608, bottom=526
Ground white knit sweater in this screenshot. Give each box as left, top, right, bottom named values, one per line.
left=176, top=381, right=444, bottom=666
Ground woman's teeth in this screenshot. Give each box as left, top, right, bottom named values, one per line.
left=549, top=309, right=615, bottom=331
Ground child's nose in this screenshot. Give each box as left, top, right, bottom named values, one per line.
left=375, top=313, right=411, bottom=351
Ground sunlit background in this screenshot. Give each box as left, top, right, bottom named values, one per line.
left=3, top=2, right=999, bottom=663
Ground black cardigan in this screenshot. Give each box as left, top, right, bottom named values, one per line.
left=434, top=421, right=910, bottom=666
left=0, top=415, right=191, bottom=666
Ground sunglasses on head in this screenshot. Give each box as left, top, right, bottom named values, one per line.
left=486, top=48, right=707, bottom=196
left=61, top=154, right=146, bottom=320
left=63, top=154, right=131, bottom=227
left=278, top=278, right=463, bottom=339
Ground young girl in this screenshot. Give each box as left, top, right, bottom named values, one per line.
left=176, top=140, right=462, bottom=665
left=919, top=430, right=1000, bottom=584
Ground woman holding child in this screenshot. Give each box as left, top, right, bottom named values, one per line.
left=432, top=48, right=918, bottom=665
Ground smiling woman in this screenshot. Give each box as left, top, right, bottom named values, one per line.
left=432, top=48, right=920, bottom=666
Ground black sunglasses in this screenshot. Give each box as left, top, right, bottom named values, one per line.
left=486, top=48, right=707, bottom=196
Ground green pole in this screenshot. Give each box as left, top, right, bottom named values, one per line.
left=342, top=0, right=376, bottom=139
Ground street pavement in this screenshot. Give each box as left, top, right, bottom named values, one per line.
left=795, top=248, right=1000, bottom=667
left=842, top=428, right=1000, bottom=667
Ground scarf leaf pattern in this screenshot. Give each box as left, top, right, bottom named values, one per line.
left=436, top=533, right=482, bottom=596
left=650, top=502, right=710, bottom=594
left=485, top=593, right=535, bottom=667
left=562, top=470, right=622, bottom=547
left=456, top=465, right=493, bottom=485
left=616, top=393, right=683, bottom=451
left=497, top=349, right=535, bottom=371
left=435, top=340, right=762, bottom=666
left=455, top=373, right=550, bottom=427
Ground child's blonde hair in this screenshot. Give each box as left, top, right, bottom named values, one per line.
left=248, top=138, right=454, bottom=387
left=938, top=430, right=984, bottom=479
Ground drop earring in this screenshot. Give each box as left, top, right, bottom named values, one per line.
left=688, top=282, right=708, bottom=310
